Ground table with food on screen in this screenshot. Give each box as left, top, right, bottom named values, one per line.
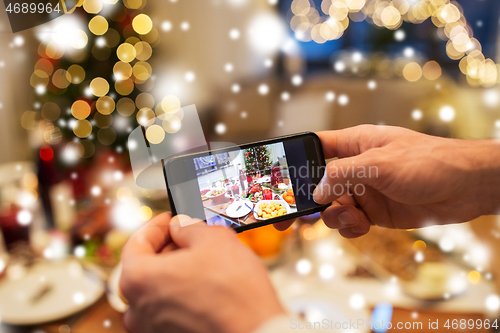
left=194, top=142, right=297, bottom=228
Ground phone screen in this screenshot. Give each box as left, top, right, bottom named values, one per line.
left=164, top=133, right=328, bottom=231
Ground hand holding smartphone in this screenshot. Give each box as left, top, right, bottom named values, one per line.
left=163, top=132, right=330, bottom=232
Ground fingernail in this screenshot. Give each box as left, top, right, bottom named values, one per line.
left=337, top=211, right=355, bottom=226
left=313, top=176, right=326, bottom=203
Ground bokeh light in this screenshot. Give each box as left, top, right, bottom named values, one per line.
left=72, top=100, right=91, bottom=119
left=96, top=96, right=116, bottom=115
left=73, top=119, right=93, bottom=138
left=89, top=16, right=109, bottom=36
left=132, top=14, right=153, bottom=35
left=145, top=124, right=165, bottom=144
left=90, top=77, right=110, bottom=97
left=117, top=43, right=136, bottom=62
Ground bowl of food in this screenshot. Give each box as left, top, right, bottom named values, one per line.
left=254, top=200, right=291, bottom=220
left=200, top=189, right=211, bottom=201
left=281, top=189, right=296, bottom=207
left=207, top=188, right=227, bottom=204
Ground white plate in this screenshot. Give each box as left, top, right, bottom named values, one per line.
left=0, top=260, right=104, bottom=325
left=225, top=201, right=253, bottom=218
left=256, top=176, right=270, bottom=184
left=253, top=200, right=291, bottom=220
left=106, top=263, right=128, bottom=313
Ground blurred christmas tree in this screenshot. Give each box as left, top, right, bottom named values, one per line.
left=19, top=0, right=184, bottom=227
left=21, top=0, right=176, bottom=172
left=244, top=146, right=271, bottom=176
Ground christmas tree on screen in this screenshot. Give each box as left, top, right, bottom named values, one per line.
left=244, top=146, right=271, bottom=176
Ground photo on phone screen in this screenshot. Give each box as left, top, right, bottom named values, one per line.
left=164, top=133, right=329, bottom=232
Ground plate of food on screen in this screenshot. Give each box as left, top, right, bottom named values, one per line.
left=225, top=200, right=254, bottom=219
left=254, top=200, right=291, bottom=220
left=243, top=184, right=263, bottom=203
left=281, top=189, right=296, bottom=207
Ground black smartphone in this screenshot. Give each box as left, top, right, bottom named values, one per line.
left=163, top=132, right=330, bottom=232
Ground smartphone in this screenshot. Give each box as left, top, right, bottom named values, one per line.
left=163, top=132, right=330, bottom=232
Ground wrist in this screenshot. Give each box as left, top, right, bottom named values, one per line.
left=467, top=140, right=500, bottom=215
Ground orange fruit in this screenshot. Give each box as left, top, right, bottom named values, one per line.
left=249, top=225, right=283, bottom=258
left=287, top=189, right=293, bottom=195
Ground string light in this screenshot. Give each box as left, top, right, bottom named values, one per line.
left=290, top=0, right=500, bottom=87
